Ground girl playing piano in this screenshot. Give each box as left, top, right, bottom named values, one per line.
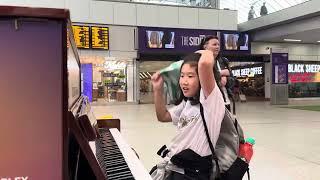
left=150, top=50, right=225, bottom=179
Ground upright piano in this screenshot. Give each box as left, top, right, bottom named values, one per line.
left=0, top=6, right=152, bottom=180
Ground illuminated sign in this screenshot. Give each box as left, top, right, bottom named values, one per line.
left=72, top=25, right=89, bottom=49
left=91, top=26, right=109, bottom=50
left=288, top=64, right=320, bottom=73
left=232, top=66, right=263, bottom=77
left=288, top=63, right=320, bottom=83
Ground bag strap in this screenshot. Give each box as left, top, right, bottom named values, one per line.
left=200, top=104, right=221, bottom=178
left=214, top=63, right=236, bottom=115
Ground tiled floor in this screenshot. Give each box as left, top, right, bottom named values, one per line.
left=92, top=100, right=320, bottom=180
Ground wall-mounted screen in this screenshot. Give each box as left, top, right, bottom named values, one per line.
left=288, top=62, right=320, bottom=98
left=222, top=33, right=249, bottom=51
left=146, top=30, right=175, bottom=49
left=91, top=26, right=109, bottom=50
left=72, top=25, right=90, bottom=49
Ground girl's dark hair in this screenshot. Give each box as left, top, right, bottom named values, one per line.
left=174, top=53, right=201, bottom=106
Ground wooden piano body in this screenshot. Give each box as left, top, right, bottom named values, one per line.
left=0, top=6, right=151, bottom=180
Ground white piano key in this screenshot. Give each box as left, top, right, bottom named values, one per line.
left=89, top=141, right=97, bottom=161
left=109, top=128, right=153, bottom=180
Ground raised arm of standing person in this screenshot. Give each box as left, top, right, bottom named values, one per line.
left=197, top=50, right=216, bottom=98
left=151, top=72, right=172, bottom=122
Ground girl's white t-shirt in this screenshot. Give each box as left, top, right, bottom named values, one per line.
left=167, top=85, right=225, bottom=157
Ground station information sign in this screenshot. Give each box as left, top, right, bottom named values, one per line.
left=72, top=25, right=90, bottom=49
left=91, top=26, right=109, bottom=50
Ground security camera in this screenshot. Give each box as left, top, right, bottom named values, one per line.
left=265, top=47, right=270, bottom=50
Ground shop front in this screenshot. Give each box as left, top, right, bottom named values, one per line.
left=80, top=56, right=136, bottom=103
left=231, top=63, right=265, bottom=101
left=137, top=26, right=251, bottom=103
left=288, top=62, right=320, bottom=98
left=73, top=24, right=138, bottom=103
left=138, top=27, right=218, bottom=103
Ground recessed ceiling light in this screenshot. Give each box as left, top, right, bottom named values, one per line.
left=317, top=41, right=320, bottom=43
left=284, top=39, right=301, bottom=42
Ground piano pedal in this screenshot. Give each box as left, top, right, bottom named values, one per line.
left=131, top=147, right=139, bottom=159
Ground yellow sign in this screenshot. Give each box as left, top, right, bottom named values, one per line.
left=72, top=25, right=89, bottom=49
left=91, top=26, right=109, bottom=50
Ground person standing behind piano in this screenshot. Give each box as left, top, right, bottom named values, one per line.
left=150, top=50, right=225, bottom=179
left=199, top=35, right=233, bottom=111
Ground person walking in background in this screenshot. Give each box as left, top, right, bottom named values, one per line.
left=248, top=5, right=255, bottom=20
left=260, top=2, right=268, bottom=16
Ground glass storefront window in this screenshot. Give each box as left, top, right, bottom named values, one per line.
left=81, top=55, right=134, bottom=103
left=101, top=69, right=127, bottom=102
left=289, top=83, right=320, bottom=98
left=231, top=63, right=265, bottom=99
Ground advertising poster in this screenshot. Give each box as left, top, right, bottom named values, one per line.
left=272, top=53, right=288, bottom=84
left=288, top=63, right=320, bottom=83
left=81, top=64, right=93, bottom=102
left=138, top=27, right=218, bottom=54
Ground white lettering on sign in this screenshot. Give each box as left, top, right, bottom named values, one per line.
left=232, top=69, right=240, bottom=77
left=232, top=66, right=263, bottom=77
left=0, top=177, right=28, bottom=180
left=288, top=64, right=294, bottom=73
left=295, top=64, right=304, bottom=73
left=288, top=64, right=320, bottom=73
left=181, top=35, right=207, bottom=46
left=306, top=64, right=320, bottom=73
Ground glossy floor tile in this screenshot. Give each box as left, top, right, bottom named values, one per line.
left=92, top=100, right=320, bottom=180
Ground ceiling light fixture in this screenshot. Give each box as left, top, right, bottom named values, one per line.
left=317, top=41, right=320, bottom=43
left=283, top=39, right=301, bottom=42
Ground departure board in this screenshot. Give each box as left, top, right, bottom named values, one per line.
left=72, top=25, right=90, bottom=49
left=91, top=26, right=109, bottom=50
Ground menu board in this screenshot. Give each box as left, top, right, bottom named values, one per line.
left=91, top=26, right=109, bottom=50
left=72, top=25, right=90, bottom=49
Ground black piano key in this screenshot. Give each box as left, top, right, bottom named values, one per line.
left=105, top=166, right=129, bottom=172
left=116, top=176, right=135, bottom=180
left=107, top=170, right=134, bottom=180
left=96, top=128, right=135, bottom=179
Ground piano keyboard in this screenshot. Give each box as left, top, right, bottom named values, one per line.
left=93, top=128, right=152, bottom=180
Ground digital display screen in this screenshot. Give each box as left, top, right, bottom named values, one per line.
left=146, top=30, right=175, bottom=49
left=91, top=26, right=109, bottom=50
left=72, top=25, right=90, bottom=49
left=223, top=33, right=249, bottom=51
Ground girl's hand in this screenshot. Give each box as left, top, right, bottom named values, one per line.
left=195, top=50, right=215, bottom=62
left=221, top=76, right=227, bottom=87
left=195, top=49, right=212, bottom=56
left=151, top=72, right=164, bottom=92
